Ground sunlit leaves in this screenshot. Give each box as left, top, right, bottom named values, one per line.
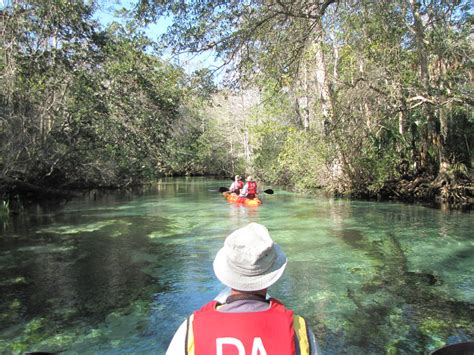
left=1, top=0, right=199, bottom=191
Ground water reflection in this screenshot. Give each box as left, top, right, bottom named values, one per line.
left=0, top=177, right=472, bottom=354
left=226, top=203, right=260, bottom=225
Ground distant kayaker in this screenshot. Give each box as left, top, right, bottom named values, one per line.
left=166, top=223, right=320, bottom=355
left=239, top=175, right=257, bottom=199
left=229, top=175, right=244, bottom=195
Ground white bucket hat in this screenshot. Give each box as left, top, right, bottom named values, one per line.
left=213, top=223, right=287, bottom=291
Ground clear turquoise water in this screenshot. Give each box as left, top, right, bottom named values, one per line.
left=0, top=177, right=472, bottom=354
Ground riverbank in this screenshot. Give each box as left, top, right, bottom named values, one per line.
left=373, top=174, right=473, bottom=211
left=1, top=174, right=473, bottom=216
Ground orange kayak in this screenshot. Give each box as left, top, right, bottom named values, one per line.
left=222, top=192, right=262, bottom=206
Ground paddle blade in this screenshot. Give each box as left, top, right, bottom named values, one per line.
left=218, top=187, right=229, bottom=193
left=263, top=189, right=274, bottom=194
left=430, top=342, right=474, bottom=355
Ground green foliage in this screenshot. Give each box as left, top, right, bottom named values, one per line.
left=1, top=0, right=214, bottom=196
left=250, top=88, right=286, bottom=173
left=252, top=120, right=288, bottom=183
left=448, top=163, right=470, bottom=180
left=91, top=27, right=186, bottom=183
left=360, top=133, right=403, bottom=193
left=446, top=108, right=474, bottom=169
left=253, top=124, right=328, bottom=191
left=1, top=0, right=472, bottom=201
left=193, top=124, right=242, bottom=175
left=279, top=129, right=329, bottom=191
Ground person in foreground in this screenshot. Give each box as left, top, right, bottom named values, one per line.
left=239, top=176, right=257, bottom=200
left=229, top=175, right=244, bottom=195
left=166, top=223, right=319, bottom=355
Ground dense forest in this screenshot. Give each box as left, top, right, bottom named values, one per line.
left=1, top=0, right=473, bottom=210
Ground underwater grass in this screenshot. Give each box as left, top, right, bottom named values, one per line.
left=0, top=178, right=472, bottom=354
left=0, top=200, right=9, bottom=217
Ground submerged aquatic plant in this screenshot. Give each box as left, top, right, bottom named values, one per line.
left=0, top=200, right=9, bottom=218
left=1, top=201, right=10, bottom=231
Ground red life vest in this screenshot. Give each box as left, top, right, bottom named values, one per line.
left=231, top=181, right=244, bottom=193
left=247, top=181, right=257, bottom=195
left=192, top=298, right=295, bottom=355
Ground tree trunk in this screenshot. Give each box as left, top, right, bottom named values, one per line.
left=438, top=104, right=450, bottom=177
left=298, top=62, right=311, bottom=130
left=313, top=33, right=332, bottom=130
left=409, top=0, right=439, bottom=174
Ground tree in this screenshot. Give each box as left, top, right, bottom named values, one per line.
left=139, top=0, right=472, bottom=202
left=1, top=0, right=198, bottom=198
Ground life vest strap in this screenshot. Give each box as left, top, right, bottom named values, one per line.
left=293, top=315, right=311, bottom=355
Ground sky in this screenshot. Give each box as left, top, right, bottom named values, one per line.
left=94, top=0, right=223, bottom=79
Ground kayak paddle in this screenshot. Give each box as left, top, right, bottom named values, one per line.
left=218, top=187, right=274, bottom=194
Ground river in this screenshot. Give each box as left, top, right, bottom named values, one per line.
left=0, top=177, right=472, bottom=354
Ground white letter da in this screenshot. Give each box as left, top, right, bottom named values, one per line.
left=251, top=337, right=267, bottom=355
left=216, top=337, right=245, bottom=355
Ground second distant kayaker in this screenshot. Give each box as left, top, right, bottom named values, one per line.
left=229, top=175, right=244, bottom=195
left=239, top=175, right=257, bottom=199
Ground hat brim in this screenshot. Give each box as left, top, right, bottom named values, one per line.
left=213, top=243, right=287, bottom=291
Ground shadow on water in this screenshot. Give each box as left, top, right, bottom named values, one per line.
left=0, top=211, right=189, bottom=353
left=321, top=229, right=474, bottom=354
